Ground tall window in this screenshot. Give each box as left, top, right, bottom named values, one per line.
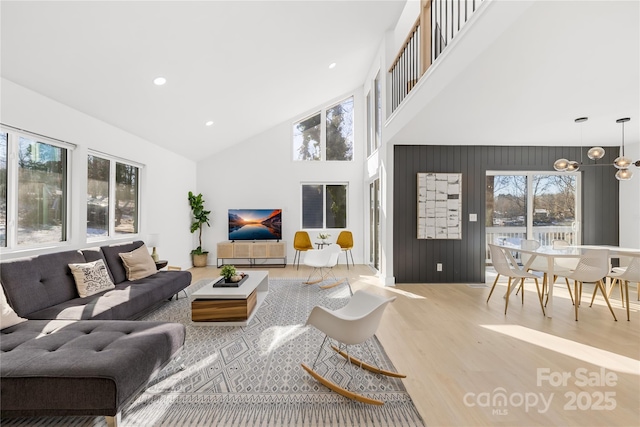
left=374, top=73, right=381, bottom=150
left=302, top=184, right=347, bottom=229
left=0, top=133, right=7, bottom=247
left=87, top=153, right=139, bottom=239
left=293, top=96, right=354, bottom=161
left=0, top=127, right=70, bottom=249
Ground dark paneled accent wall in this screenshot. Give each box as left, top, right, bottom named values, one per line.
left=393, top=145, right=620, bottom=283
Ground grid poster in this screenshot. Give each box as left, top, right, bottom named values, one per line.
left=417, top=173, right=462, bottom=239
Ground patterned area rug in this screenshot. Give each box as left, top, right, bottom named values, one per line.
left=3, top=278, right=425, bottom=427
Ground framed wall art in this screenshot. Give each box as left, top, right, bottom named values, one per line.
left=417, top=172, right=462, bottom=239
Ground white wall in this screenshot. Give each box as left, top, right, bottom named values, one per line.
left=196, top=90, right=365, bottom=267
left=0, top=78, right=197, bottom=268
left=619, top=139, right=640, bottom=249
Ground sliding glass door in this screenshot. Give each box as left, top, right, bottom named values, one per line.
left=486, top=172, right=580, bottom=262
left=369, top=179, right=380, bottom=271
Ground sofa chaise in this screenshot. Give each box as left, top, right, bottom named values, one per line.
left=0, top=240, right=191, bottom=426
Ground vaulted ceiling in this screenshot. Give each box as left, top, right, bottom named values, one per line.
left=2, top=1, right=639, bottom=162
left=1, top=0, right=405, bottom=161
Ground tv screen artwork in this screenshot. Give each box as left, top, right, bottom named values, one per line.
left=228, top=209, right=282, bottom=241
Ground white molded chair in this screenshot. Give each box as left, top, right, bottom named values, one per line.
left=559, top=249, right=617, bottom=321
left=487, top=244, right=545, bottom=315
left=301, top=290, right=404, bottom=405
left=303, top=244, right=343, bottom=288
left=605, top=256, right=640, bottom=321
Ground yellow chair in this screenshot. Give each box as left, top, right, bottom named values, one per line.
left=336, top=231, right=354, bottom=269
left=293, top=231, right=314, bottom=270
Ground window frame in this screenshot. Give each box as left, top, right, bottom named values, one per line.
left=292, top=95, right=355, bottom=162
left=300, top=182, right=349, bottom=230
left=87, top=150, right=143, bottom=243
left=0, top=125, right=74, bottom=251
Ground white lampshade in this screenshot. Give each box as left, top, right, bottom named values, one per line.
left=614, top=156, right=632, bottom=169
left=147, top=233, right=160, bottom=247
left=587, top=146, right=605, bottom=160
left=615, top=169, right=633, bottom=181
left=553, top=158, right=569, bottom=171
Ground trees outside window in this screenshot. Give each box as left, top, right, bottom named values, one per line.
left=0, top=128, right=69, bottom=249
left=302, top=184, right=347, bottom=229
left=293, top=96, right=354, bottom=161
left=87, top=153, right=139, bottom=239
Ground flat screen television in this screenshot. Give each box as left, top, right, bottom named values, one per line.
left=228, top=209, right=282, bottom=241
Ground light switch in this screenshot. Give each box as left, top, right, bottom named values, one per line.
left=469, top=213, right=477, bottom=222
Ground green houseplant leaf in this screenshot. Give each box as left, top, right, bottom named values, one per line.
left=188, top=191, right=211, bottom=255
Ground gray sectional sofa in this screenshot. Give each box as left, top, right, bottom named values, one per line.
left=0, top=241, right=192, bottom=426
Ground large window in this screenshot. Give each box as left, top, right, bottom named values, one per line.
left=293, top=96, right=354, bottom=161
left=486, top=171, right=580, bottom=261
left=87, top=153, right=139, bottom=239
left=1, top=128, right=70, bottom=248
left=302, top=184, right=347, bottom=229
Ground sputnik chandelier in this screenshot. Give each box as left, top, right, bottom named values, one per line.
left=553, top=117, right=640, bottom=181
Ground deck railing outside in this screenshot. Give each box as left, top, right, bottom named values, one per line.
left=389, top=0, right=484, bottom=112
left=486, top=226, right=576, bottom=264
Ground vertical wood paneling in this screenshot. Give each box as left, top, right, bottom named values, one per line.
left=393, top=145, right=620, bottom=283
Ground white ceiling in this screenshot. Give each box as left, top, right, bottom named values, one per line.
left=0, top=0, right=405, bottom=161
left=2, top=1, right=639, bottom=162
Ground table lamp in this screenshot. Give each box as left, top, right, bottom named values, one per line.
left=147, top=233, right=160, bottom=262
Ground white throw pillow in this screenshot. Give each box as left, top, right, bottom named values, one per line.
left=119, top=244, right=157, bottom=281
left=69, top=259, right=116, bottom=298
left=1, top=287, right=27, bottom=329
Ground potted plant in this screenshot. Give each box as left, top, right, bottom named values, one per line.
left=220, top=264, right=237, bottom=282
left=188, top=191, right=211, bottom=267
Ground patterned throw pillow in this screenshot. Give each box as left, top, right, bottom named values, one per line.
left=69, top=259, right=116, bottom=298
left=1, top=287, right=27, bottom=329
left=118, top=244, right=157, bottom=281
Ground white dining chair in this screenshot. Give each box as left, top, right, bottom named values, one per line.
left=560, top=249, right=617, bottom=321
left=603, top=256, right=640, bottom=321
left=487, top=244, right=545, bottom=316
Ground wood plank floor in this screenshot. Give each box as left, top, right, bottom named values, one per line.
left=187, top=264, right=639, bottom=427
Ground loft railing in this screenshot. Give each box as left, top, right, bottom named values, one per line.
left=389, top=0, right=484, bottom=112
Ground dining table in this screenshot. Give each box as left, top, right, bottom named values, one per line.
left=497, top=243, right=640, bottom=318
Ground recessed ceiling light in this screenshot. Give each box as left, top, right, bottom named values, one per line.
left=205, top=121, right=214, bottom=126
left=153, top=77, right=167, bottom=86
left=329, top=62, right=337, bottom=69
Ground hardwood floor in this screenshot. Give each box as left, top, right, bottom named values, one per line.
left=187, top=264, right=639, bottom=427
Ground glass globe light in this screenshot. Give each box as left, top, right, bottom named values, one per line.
left=553, top=158, right=569, bottom=171
left=614, top=156, right=632, bottom=169
left=615, top=168, right=633, bottom=181
left=566, top=161, right=580, bottom=172
left=587, top=146, right=605, bottom=160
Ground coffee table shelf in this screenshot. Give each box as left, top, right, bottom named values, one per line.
left=190, top=271, right=269, bottom=326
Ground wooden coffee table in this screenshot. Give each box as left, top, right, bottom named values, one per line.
left=190, top=271, right=268, bottom=326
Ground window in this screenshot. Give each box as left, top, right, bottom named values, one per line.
left=87, top=153, right=140, bottom=239
left=301, top=184, right=347, bottom=229
left=374, top=73, right=381, bottom=150
left=1, top=127, right=70, bottom=249
left=0, top=133, right=7, bottom=247
left=486, top=171, right=580, bottom=262
left=293, top=96, right=354, bottom=161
